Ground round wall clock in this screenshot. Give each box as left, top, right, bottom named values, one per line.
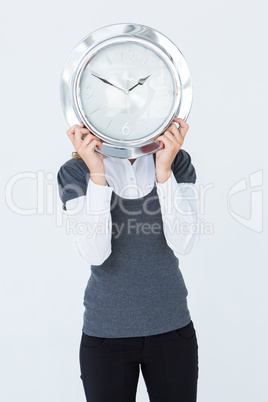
left=60, top=23, right=192, bottom=159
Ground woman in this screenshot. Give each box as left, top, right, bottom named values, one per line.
left=57, top=117, right=200, bottom=401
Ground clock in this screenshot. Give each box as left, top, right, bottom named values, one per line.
left=60, top=23, right=192, bottom=159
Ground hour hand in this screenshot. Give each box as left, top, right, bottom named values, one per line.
left=128, top=75, right=151, bottom=92
left=91, top=73, right=126, bottom=93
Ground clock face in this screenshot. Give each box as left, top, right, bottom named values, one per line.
left=77, top=41, right=178, bottom=142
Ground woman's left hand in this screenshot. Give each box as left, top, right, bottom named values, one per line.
left=153, top=118, right=189, bottom=183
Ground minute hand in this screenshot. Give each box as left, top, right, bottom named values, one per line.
left=92, top=73, right=126, bottom=93
left=128, top=75, right=151, bottom=92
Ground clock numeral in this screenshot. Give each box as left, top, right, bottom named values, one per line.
left=122, top=122, right=131, bottom=136
left=123, top=48, right=134, bottom=63
left=159, top=87, right=170, bottom=100
left=85, top=85, right=94, bottom=99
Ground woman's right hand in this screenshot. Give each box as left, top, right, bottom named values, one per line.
left=66, top=124, right=106, bottom=185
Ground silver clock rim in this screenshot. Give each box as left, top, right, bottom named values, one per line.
left=60, top=23, right=193, bottom=159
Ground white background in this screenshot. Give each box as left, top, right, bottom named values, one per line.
left=1, top=0, right=267, bottom=401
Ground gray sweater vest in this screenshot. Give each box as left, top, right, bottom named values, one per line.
left=57, top=149, right=196, bottom=338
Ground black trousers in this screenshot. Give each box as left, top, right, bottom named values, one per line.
left=79, top=320, right=199, bottom=402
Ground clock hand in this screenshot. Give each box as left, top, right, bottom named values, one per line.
left=128, top=75, right=151, bottom=92
left=91, top=73, right=126, bottom=93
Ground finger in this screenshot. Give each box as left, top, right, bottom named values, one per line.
left=164, top=127, right=183, bottom=146
left=67, top=128, right=90, bottom=146
left=87, top=138, right=103, bottom=151
left=73, top=128, right=94, bottom=139
left=80, top=133, right=102, bottom=148
left=155, top=127, right=180, bottom=144
left=79, top=134, right=103, bottom=153
left=166, top=124, right=184, bottom=145
left=154, top=133, right=173, bottom=148
left=67, top=127, right=90, bottom=137
left=66, top=124, right=85, bottom=135
left=173, top=118, right=189, bottom=139
left=173, top=117, right=189, bottom=128
left=74, top=127, right=88, bottom=149
left=79, top=132, right=93, bottom=146
left=74, top=129, right=98, bottom=148
left=166, top=123, right=181, bottom=137
left=162, top=129, right=178, bottom=145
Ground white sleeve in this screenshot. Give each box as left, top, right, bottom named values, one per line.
left=156, top=171, right=200, bottom=256
left=65, top=179, right=114, bottom=266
